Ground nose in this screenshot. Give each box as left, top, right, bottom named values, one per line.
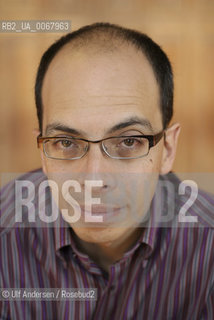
left=84, top=142, right=107, bottom=173
left=77, top=143, right=117, bottom=192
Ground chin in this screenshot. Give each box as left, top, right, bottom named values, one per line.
left=72, top=225, right=128, bottom=244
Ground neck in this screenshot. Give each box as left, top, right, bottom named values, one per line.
left=72, top=227, right=143, bottom=273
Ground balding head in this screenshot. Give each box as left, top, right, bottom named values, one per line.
left=35, top=22, right=173, bottom=132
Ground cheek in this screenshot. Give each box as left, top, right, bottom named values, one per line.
left=147, top=144, right=164, bottom=172
left=42, top=158, right=71, bottom=174
left=124, top=155, right=161, bottom=174
left=148, top=156, right=160, bottom=170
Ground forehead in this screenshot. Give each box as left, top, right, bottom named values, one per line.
left=42, top=44, right=162, bottom=134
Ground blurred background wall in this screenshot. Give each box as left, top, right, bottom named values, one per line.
left=0, top=0, right=214, bottom=190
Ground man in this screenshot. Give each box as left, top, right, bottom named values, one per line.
left=0, top=23, right=213, bottom=319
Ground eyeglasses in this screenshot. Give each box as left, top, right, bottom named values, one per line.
left=37, top=131, right=165, bottom=160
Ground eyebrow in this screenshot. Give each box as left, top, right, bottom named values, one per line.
left=106, top=116, right=154, bottom=134
left=44, top=116, right=154, bottom=137
left=45, top=123, right=84, bottom=136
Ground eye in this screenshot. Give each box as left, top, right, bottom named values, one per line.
left=121, top=137, right=143, bottom=148
left=60, top=139, right=72, bottom=148
left=53, top=138, right=74, bottom=149
left=122, top=138, right=136, bottom=147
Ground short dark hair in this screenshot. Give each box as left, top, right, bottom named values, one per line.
left=35, top=22, right=173, bottom=132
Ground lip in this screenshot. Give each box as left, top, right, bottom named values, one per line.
left=79, top=205, right=123, bottom=215
left=82, top=205, right=125, bottom=224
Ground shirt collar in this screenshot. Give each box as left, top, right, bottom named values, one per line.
left=52, top=216, right=159, bottom=273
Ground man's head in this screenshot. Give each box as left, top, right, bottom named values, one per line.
left=35, top=23, right=180, bottom=245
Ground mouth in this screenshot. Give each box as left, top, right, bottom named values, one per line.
left=80, top=205, right=122, bottom=214
left=76, top=204, right=126, bottom=224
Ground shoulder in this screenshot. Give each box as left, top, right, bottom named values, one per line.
left=0, top=169, right=55, bottom=285
left=157, top=173, right=214, bottom=284
left=0, top=168, right=46, bottom=237
left=158, top=172, right=214, bottom=228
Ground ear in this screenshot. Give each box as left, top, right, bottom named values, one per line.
left=32, top=128, right=48, bottom=175
left=160, top=123, right=181, bottom=175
